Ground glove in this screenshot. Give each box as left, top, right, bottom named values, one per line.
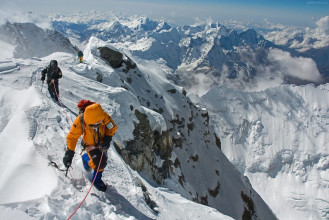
left=41, top=76, right=45, bottom=81
left=63, top=149, right=74, bottom=168
left=101, top=136, right=112, bottom=151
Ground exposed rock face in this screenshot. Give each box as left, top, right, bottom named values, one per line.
left=241, top=191, right=256, bottom=220
left=98, top=46, right=124, bottom=68
left=98, top=46, right=137, bottom=71
left=95, top=40, right=276, bottom=220
left=118, top=110, right=173, bottom=184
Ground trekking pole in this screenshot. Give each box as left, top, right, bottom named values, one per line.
left=41, top=81, right=44, bottom=92
left=65, top=166, right=70, bottom=177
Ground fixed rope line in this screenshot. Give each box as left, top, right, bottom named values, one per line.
left=66, top=151, right=104, bottom=220
left=52, top=82, right=105, bottom=219
left=53, top=83, right=73, bottom=177
left=53, top=83, right=73, bottom=124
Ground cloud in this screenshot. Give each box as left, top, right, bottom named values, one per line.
left=185, top=73, right=220, bottom=96
left=261, top=16, right=329, bottom=51
left=268, top=48, right=322, bottom=82
left=303, top=15, right=329, bottom=49
left=0, top=8, right=51, bottom=29
left=182, top=47, right=322, bottom=96
left=315, top=16, right=329, bottom=35
left=243, top=48, right=322, bottom=91
left=289, top=16, right=329, bottom=50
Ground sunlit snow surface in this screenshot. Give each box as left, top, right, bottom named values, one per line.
left=0, top=12, right=328, bottom=219
left=0, top=51, right=232, bottom=219
left=198, top=85, right=329, bottom=219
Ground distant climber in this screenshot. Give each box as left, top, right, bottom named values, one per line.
left=41, top=60, right=62, bottom=102
left=78, top=50, right=83, bottom=63
left=73, top=46, right=84, bottom=63
left=63, top=100, right=118, bottom=192
left=96, top=72, right=103, bottom=83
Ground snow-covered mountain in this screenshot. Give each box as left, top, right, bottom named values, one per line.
left=196, top=84, right=329, bottom=219
left=51, top=12, right=328, bottom=94
left=0, top=54, right=234, bottom=220
left=51, top=12, right=329, bottom=220
left=0, top=19, right=277, bottom=220
left=1, top=11, right=328, bottom=220
left=0, top=22, right=75, bottom=59
left=257, top=16, right=329, bottom=78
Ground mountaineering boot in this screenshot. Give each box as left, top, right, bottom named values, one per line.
left=90, top=171, right=107, bottom=192
left=94, top=179, right=107, bottom=192
left=81, top=153, right=91, bottom=172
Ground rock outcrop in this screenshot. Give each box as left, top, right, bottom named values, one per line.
left=118, top=110, right=173, bottom=184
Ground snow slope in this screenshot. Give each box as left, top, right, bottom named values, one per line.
left=80, top=37, right=277, bottom=220
left=3, top=12, right=328, bottom=220
left=198, top=85, right=329, bottom=219
left=0, top=53, right=233, bottom=219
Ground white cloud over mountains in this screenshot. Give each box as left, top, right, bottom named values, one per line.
left=0, top=9, right=51, bottom=29
left=268, top=48, right=322, bottom=82
left=262, top=16, right=329, bottom=51
left=185, top=48, right=322, bottom=96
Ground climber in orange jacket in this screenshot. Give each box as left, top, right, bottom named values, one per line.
left=63, top=100, right=117, bottom=191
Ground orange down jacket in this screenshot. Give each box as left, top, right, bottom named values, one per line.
left=66, top=103, right=117, bottom=152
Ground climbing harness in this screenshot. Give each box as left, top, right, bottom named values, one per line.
left=79, top=112, right=103, bottom=155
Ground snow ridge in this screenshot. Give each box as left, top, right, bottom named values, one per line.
left=0, top=21, right=276, bottom=220
left=1, top=11, right=328, bottom=220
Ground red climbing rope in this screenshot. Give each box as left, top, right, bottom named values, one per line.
left=52, top=83, right=105, bottom=219
left=66, top=151, right=104, bottom=220
left=53, top=83, right=73, bottom=124
left=52, top=83, right=104, bottom=219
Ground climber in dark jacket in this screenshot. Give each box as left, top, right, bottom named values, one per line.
left=41, top=60, right=62, bottom=101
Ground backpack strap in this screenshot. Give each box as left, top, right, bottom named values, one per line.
left=79, top=111, right=101, bottom=150
left=80, top=112, right=85, bottom=134
left=79, top=112, right=86, bottom=155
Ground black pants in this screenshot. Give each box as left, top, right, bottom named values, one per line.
left=47, top=80, right=59, bottom=101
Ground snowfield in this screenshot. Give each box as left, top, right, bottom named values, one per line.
left=0, top=11, right=329, bottom=220
left=198, top=84, right=329, bottom=219
left=0, top=53, right=233, bottom=219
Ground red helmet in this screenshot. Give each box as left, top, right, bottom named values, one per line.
left=77, top=100, right=95, bottom=112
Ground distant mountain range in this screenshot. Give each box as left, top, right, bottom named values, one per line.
left=51, top=14, right=329, bottom=89
left=1, top=12, right=328, bottom=220
left=0, top=18, right=277, bottom=219
left=2, top=13, right=327, bottom=92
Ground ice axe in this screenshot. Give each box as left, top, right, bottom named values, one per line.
left=65, top=161, right=71, bottom=177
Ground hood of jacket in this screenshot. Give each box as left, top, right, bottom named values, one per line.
left=83, top=103, right=106, bottom=126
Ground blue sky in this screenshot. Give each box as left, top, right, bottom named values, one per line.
left=2, top=0, right=328, bottom=27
